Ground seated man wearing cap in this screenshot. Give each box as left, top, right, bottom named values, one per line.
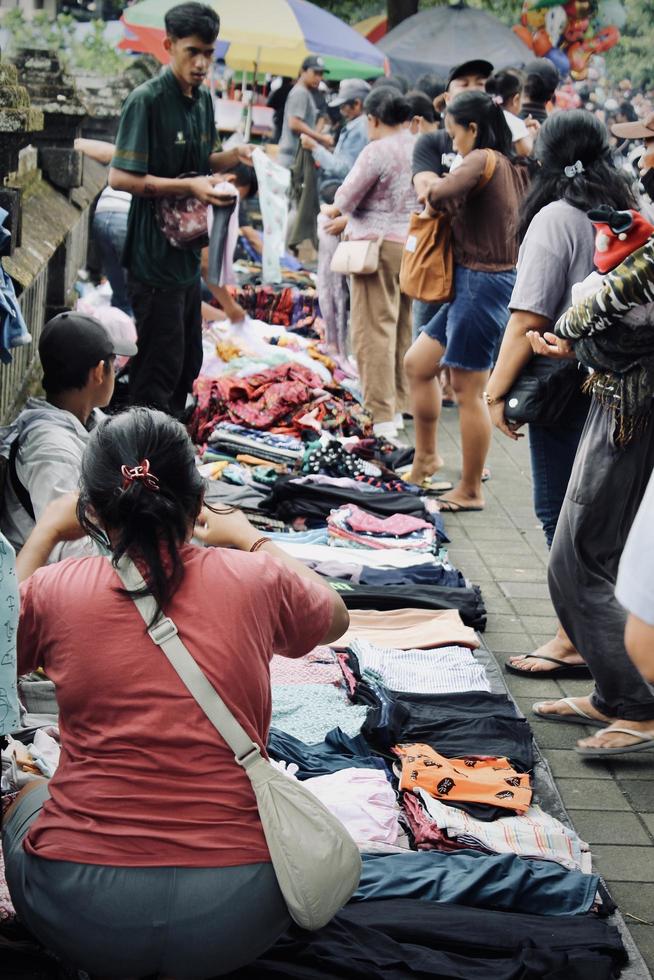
left=0, top=312, right=136, bottom=561
left=300, top=78, right=370, bottom=203
left=277, top=56, right=334, bottom=169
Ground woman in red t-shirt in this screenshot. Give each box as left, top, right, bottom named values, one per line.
left=3, top=406, right=348, bottom=978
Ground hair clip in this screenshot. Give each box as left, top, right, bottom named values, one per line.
left=490, top=94, right=503, bottom=106
left=121, top=459, right=160, bottom=492
left=564, top=160, right=585, bottom=178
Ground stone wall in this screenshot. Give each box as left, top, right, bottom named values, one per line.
left=0, top=151, right=107, bottom=425
left=0, top=47, right=150, bottom=425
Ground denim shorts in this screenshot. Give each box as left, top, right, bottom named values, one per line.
left=3, top=782, right=290, bottom=977
left=422, top=265, right=516, bottom=372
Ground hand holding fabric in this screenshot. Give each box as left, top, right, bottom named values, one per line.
left=526, top=331, right=575, bottom=360
left=188, top=175, right=236, bottom=207
left=300, top=134, right=318, bottom=153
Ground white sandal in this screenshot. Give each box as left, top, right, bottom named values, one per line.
left=532, top=698, right=610, bottom=729
left=576, top=726, right=654, bottom=757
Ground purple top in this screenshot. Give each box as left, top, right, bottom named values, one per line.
left=334, top=129, right=418, bottom=243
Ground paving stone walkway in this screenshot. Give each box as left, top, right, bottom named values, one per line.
left=430, top=406, right=654, bottom=977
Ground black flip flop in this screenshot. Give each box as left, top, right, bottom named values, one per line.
left=505, top=654, right=591, bottom=679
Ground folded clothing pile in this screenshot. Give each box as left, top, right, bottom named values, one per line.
left=302, top=767, right=407, bottom=854
left=404, top=790, right=592, bottom=873
left=191, top=363, right=325, bottom=441
left=394, top=743, right=532, bottom=815
left=328, top=505, right=436, bottom=553
left=262, top=477, right=445, bottom=538
left=227, top=899, right=628, bottom=980
left=345, top=638, right=489, bottom=695
left=206, top=422, right=304, bottom=464
left=333, top=608, right=479, bottom=651
left=330, top=580, right=487, bottom=630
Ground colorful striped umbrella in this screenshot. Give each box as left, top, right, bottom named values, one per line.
left=353, top=14, right=388, bottom=44
left=120, top=0, right=386, bottom=79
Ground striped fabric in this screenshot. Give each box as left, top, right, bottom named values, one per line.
left=417, top=790, right=591, bottom=874
left=349, top=639, right=490, bottom=695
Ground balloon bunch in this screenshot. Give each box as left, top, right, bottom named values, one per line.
left=513, top=0, right=625, bottom=80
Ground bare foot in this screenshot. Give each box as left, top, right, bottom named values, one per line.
left=509, top=631, right=586, bottom=673
left=436, top=483, right=484, bottom=512
left=535, top=696, right=612, bottom=724
left=577, top=719, right=654, bottom=750
left=408, top=453, right=445, bottom=484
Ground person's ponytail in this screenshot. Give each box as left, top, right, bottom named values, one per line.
left=364, top=87, right=412, bottom=126
left=446, top=90, right=513, bottom=158
left=485, top=69, right=523, bottom=109
left=78, top=407, right=205, bottom=623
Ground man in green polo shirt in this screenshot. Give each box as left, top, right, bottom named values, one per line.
left=109, top=1, right=252, bottom=416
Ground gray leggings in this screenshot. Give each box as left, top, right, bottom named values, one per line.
left=2, top=782, right=290, bottom=978
left=548, top=399, right=654, bottom=720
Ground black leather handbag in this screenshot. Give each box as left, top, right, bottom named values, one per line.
left=503, top=356, right=584, bottom=426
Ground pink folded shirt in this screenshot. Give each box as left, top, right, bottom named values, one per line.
left=344, top=505, right=432, bottom=536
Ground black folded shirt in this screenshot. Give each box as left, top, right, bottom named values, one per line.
left=328, top=579, right=486, bottom=631
left=227, top=898, right=627, bottom=980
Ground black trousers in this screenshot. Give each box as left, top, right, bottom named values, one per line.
left=128, top=276, right=203, bottom=417
left=549, top=398, right=654, bottom=720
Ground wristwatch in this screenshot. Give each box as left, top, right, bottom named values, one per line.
left=483, top=391, right=502, bottom=406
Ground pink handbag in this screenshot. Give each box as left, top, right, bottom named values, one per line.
left=155, top=172, right=209, bottom=250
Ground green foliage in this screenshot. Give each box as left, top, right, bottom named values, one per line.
left=311, top=0, right=386, bottom=21
left=1, top=8, right=129, bottom=75
left=605, top=0, right=654, bottom=88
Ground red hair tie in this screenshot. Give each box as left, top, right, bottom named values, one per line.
left=121, top=459, right=160, bottom=492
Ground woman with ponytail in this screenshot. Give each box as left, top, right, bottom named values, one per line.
left=4, top=407, right=348, bottom=977
left=404, top=91, right=529, bottom=508
left=485, top=111, right=635, bottom=680
left=324, top=87, right=418, bottom=439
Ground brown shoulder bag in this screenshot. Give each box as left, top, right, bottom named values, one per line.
left=400, top=149, right=497, bottom=303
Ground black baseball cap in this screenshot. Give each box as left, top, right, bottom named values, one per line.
left=39, top=311, right=137, bottom=388
left=524, top=58, right=560, bottom=89
left=447, top=59, right=493, bottom=89
left=301, top=55, right=329, bottom=74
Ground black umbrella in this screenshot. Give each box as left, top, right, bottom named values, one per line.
left=378, top=2, right=531, bottom=83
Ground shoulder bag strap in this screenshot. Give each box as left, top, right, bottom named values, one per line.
left=9, top=437, right=35, bottom=521
left=111, top=555, right=261, bottom=769
left=473, top=149, right=498, bottom=196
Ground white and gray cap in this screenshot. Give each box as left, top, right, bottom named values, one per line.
left=328, top=78, right=372, bottom=108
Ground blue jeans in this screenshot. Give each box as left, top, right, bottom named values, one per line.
left=423, top=266, right=516, bottom=371
left=412, top=299, right=442, bottom=342
left=93, top=210, right=132, bottom=316
left=528, top=395, right=589, bottom=548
